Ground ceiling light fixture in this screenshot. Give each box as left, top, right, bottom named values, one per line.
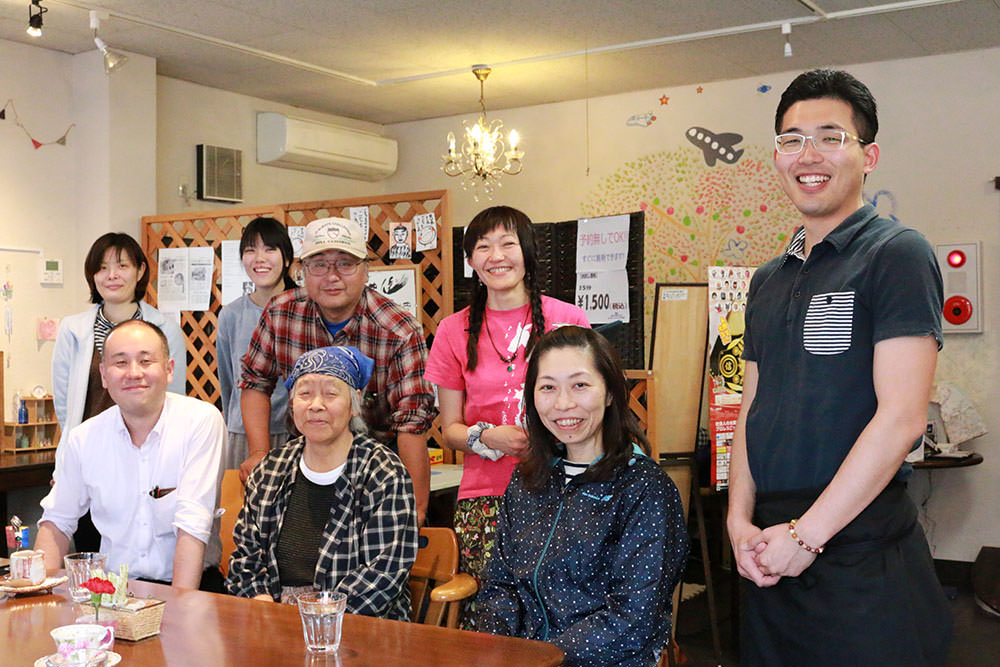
left=26, top=0, right=47, bottom=37
left=782, top=23, right=793, bottom=58
left=442, top=65, right=523, bottom=200
left=89, top=10, right=127, bottom=74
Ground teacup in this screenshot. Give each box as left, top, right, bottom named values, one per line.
left=51, top=624, right=115, bottom=656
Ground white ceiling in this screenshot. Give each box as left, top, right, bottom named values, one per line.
left=2, top=0, right=999, bottom=125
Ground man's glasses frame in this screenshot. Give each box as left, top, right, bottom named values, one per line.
left=301, top=257, right=368, bottom=277
left=774, top=130, right=869, bottom=155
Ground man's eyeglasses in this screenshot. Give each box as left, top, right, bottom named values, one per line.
left=774, top=130, right=869, bottom=155
left=301, top=258, right=366, bottom=277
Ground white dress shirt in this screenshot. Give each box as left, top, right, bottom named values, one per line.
left=40, top=393, right=226, bottom=582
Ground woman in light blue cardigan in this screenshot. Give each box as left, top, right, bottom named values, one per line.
left=51, top=232, right=185, bottom=551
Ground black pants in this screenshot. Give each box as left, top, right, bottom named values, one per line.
left=137, top=566, right=225, bottom=594
left=742, top=482, right=952, bottom=666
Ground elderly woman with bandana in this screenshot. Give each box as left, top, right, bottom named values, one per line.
left=225, top=346, right=418, bottom=620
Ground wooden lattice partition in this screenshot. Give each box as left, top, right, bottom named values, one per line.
left=625, top=370, right=656, bottom=457
left=141, top=191, right=452, bottom=450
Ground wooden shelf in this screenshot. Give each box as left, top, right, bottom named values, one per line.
left=1, top=443, right=56, bottom=454
left=2, top=395, right=60, bottom=453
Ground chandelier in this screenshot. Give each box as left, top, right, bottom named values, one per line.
left=442, top=65, right=523, bottom=200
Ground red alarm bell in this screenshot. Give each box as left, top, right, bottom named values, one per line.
left=943, top=295, right=973, bottom=325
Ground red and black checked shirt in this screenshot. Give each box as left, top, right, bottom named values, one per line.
left=239, top=287, right=436, bottom=443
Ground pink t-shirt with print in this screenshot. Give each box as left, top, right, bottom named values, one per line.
left=425, top=295, right=590, bottom=500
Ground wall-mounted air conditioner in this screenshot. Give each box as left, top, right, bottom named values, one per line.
left=256, top=112, right=397, bottom=181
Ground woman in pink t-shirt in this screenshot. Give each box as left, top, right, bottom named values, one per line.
left=424, top=206, right=589, bottom=627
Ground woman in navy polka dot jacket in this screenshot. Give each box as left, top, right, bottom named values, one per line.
left=475, top=326, right=690, bottom=665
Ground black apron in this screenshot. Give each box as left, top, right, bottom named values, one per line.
left=742, top=481, right=952, bottom=666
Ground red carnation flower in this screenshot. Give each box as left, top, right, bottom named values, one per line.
left=81, top=577, right=116, bottom=595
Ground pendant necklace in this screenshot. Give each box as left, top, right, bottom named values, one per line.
left=484, top=309, right=527, bottom=373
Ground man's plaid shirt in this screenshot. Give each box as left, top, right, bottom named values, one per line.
left=225, top=434, right=418, bottom=620
left=239, top=286, right=436, bottom=443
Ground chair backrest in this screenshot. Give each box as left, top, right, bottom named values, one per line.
left=409, top=527, right=460, bottom=627
left=218, top=468, right=244, bottom=578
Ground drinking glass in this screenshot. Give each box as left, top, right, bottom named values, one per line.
left=297, top=591, right=347, bottom=653
left=63, top=553, right=107, bottom=603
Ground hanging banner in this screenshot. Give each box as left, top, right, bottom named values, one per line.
left=707, top=266, right=754, bottom=490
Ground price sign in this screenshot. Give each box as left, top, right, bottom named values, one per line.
left=576, top=269, right=630, bottom=324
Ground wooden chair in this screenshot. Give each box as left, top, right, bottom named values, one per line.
left=218, top=468, right=244, bottom=578
left=409, top=527, right=477, bottom=627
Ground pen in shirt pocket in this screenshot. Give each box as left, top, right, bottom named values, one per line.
left=149, top=486, right=176, bottom=499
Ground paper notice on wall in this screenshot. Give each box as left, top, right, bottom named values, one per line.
left=462, top=226, right=473, bottom=278
left=157, top=248, right=188, bottom=312
left=157, top=246, right=214, bottom=312
left=220, top=239, right=254, bottom=307
left=576, top=214, right=629, bottom=272
left=414, top=213, right=437, bottom=252
left=288, top=225, right=305, bottom=258
left=388, top=221, right=413, bottom=260
left=575, top=269, right=630, bottom=324
left=349, top=206, right=370, bottom=240
left=187, top=247, right=214, bottom=311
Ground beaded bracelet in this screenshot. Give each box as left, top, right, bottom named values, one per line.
left=788, top=519, right=825, bottom=555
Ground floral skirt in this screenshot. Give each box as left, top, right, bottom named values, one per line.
left=453, top=495, right=502, bottom=630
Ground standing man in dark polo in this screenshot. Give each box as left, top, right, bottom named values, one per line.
left=727, top=69, right=951, bottom=665
left=239, top=217, right=435, bottom=524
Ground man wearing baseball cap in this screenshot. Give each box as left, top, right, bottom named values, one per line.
left=238, top=216, right=436, bottom=524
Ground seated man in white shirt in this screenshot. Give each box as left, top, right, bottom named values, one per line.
left=36, top=319, right=227, bottom=591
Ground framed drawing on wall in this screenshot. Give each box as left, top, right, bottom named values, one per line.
left=367, top=264, right=422, bottom=330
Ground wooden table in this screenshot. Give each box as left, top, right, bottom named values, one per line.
left=2, top=578, right=564, bottom=665
left=0, top=449, right=55, bottom=557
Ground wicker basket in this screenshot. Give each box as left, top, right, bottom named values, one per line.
left=77, top=598, right=165, bottom=641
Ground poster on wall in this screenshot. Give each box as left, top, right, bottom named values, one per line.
left=707, top=265, right=754, bottom=490
left=220, top=239, right=254, bottom=307
left=367, top=264, right=421, bottom=330
left=157, top=246, right=214, bottom=312
left=575, top=214, right=631, bottom=324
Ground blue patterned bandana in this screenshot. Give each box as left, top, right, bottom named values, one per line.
left=284, top=346, right=374, bottom=391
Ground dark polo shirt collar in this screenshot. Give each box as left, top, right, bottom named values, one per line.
left=783, top=204, right=879, bottom=261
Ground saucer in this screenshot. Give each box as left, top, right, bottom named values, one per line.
left=0, top=575, right=68, bottom=596
left=34, top=652, right=121, bottom=667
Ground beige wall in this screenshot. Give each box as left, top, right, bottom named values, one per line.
left=156, top=77, right=387, bottom=214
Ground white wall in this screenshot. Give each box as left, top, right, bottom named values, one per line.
left=386, top=47, right=1000, bottom=562
left=0, top=40, right=84, bottom=414
left=156, top=78, right=388, bottom=214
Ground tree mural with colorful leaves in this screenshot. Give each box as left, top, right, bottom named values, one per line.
left=581, top=143, right=803, bottom=349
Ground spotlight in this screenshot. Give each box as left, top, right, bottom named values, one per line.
left=26, top=0, right=47, bottom=38
left=90, top=10, right=128, bottom=74
left=782, top=23, right=792, bottom=58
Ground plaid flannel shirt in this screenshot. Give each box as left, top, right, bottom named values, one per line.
left=239, top=286, right=436, bottom=443
left=225, top=434, right=418, bottom=620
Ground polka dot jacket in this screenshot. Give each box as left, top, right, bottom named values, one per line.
left=475, top=449, right=690, bottom=666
